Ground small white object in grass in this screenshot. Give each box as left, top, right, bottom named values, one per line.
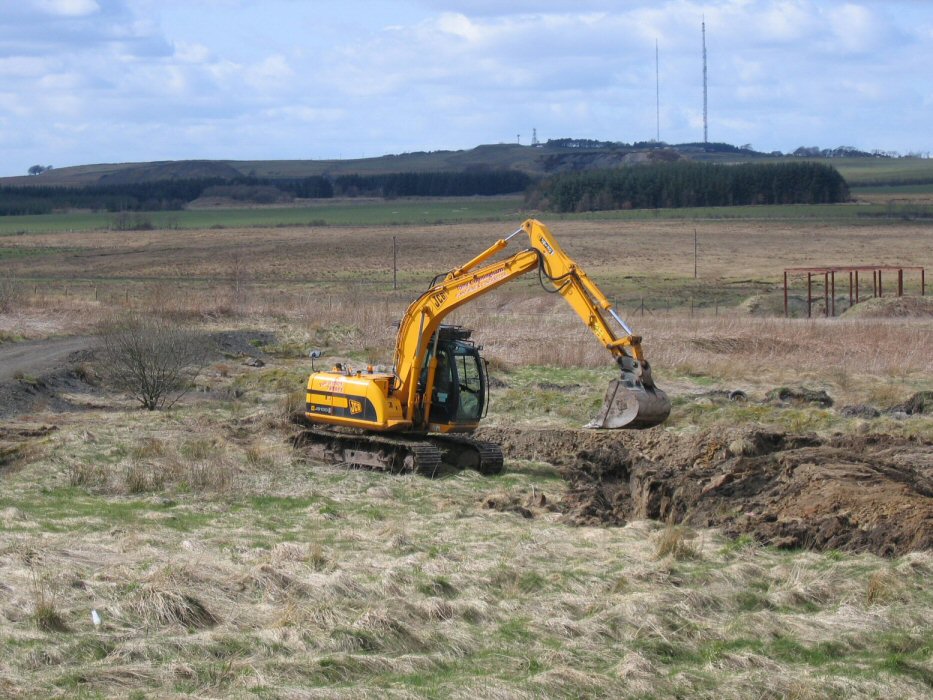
left=91, top=609, right=101, bottom=627
left=182, top=540, right=193, bottom=550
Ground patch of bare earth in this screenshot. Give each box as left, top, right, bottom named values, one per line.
left=476, top=426, right=933, bottom=557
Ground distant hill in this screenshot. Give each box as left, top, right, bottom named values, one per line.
left=3, top=142, right=718, bottom=188
left=6, top=140, right=932, bottom=189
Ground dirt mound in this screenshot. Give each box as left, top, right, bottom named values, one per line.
left=842, top=295, right=933, bottom=318
left=0, top=363, right=105, bottom=419
left=475, top=427, right=933, bottom=557
left=766, top=385, right=833, bottom=407
left=891, top=391, right=933, bottom=416
left=210, top=330, right=275, bottom=358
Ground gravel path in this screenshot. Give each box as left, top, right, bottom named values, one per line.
left=0, top=336, right=97, bottom=382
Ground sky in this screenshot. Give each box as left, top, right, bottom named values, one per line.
left=1, top=0, right=931, bottom=176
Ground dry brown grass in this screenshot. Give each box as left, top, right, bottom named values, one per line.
left=654, top=522, right=701, bottom=560
left=3, top=218, right=932, bottom=336
left=5, top=220, right=933, bottom=283
left=29, top=571, right=69, bottom=633
left=1, top=218, right=931, bottom=697
left=1, top=392, right=931, bottom=698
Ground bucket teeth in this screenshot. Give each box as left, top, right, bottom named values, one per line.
left=586, top=378, right=671, bottom=430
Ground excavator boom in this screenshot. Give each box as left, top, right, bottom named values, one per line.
left=388, top=218, right=669, bottom=430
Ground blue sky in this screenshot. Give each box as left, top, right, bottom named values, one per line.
left=1, top=0, right=931, bottom=176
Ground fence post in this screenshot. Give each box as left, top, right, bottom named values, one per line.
left=783, top=270, right=788, bottom=317
left=807, top=273, right=812, bottom=318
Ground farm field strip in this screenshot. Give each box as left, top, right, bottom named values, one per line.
left=0, top=198, right=527, bottom=235
left=4, top=199, right=933, bottom=235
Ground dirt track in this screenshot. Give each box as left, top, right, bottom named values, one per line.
left=476, top=426, right=933, bottom=557
left=0, top=336, right=95, bottom=382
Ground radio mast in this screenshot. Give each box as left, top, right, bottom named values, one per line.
left=702, top=17, right=708, bottom=144
left=655, top=39, right=660, bottom=142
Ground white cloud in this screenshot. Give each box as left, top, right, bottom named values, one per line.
left=35, top=0, right=100, bottom=17
left=0, top=0, right=930, bottom=174
left=0, top=56, right=55, bottom=77
left=435, top=13, right=486, bottom=42
left=173, top=42, right=212, bottom=64
left=826, top=3, right=889, bottom=54
left=245, top=54, right=294, bottom=90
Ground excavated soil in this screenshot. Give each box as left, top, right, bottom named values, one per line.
left=475, top=426, right=933, bottom=557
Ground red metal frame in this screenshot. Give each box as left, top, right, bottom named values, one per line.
left=783, top=265, right=925, bottom=317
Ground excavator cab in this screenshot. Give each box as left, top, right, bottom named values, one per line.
left=420, top=327, right=488, bottom=430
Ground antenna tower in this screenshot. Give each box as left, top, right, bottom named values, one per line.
left=702, top=17, right=708, bottom=143
left=532, top=128, right=539, bottom=146
left=655, top=39, right=660, bottom=142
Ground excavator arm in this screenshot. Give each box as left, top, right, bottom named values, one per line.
left=391, top=219, right=670, bottom=430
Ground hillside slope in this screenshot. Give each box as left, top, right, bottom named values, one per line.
left=7, top=142, right=933, bottom=188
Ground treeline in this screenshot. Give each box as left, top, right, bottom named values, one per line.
left=0, top=178, right=229, bottom=215
left=0, top=170, right=530, bottom=215
left=527, top=162, right=849, bottom=213
left=333, top=170, right=531, bottom=198
left=545, top=139, right=762, bottom=155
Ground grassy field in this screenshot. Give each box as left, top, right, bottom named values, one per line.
left=819, top=157, right=933, bottom=185
left=0, top=198, right=528, bottom=236
left=1, top=211, right=931, bottom=698
left=2, top=198, right=933, bottom=236
left=3, top=407, right=931, bottom=698
left=1, top=218, right=930, bottom=311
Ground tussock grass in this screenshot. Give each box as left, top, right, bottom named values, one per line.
left=654, top=522, right=701, bottom=561
left=130, top=584, right=218, bottom=630
left=31, top=580, right=68, bottom=633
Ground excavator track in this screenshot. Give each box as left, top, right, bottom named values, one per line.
left=429, top=434, right=504, bottom=475
left=292, top=428, right=503, bottom=476
left=294, top=428, right=443, bottom=475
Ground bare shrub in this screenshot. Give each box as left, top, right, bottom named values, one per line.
left=99, top=314, right=213, bottom=410
left=111, top=212, right=153, bottom=231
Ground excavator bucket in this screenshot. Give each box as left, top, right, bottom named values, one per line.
left=586, top=378, right=671, bottom=430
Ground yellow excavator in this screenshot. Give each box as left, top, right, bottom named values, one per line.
left=300, top=219, right=670, bottom=474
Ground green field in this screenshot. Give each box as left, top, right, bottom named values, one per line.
left=818, top=157, right=933, bottom=185
left=851, top=184, right=933, bottom=195
left=563, top=201, right=933, bottom=222
left=0, top=198, right=529, bottom=235
left=3, top=198, right=933, bottom=235
left=4, top=150, right=933, bottom=235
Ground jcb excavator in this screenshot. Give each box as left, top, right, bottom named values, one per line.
left=300, top=219, right=670, bottom=474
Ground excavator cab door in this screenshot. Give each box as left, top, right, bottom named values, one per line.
left=421, top=338, right=486, bottom=429
left=450, top=342, right=486, bottom=423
